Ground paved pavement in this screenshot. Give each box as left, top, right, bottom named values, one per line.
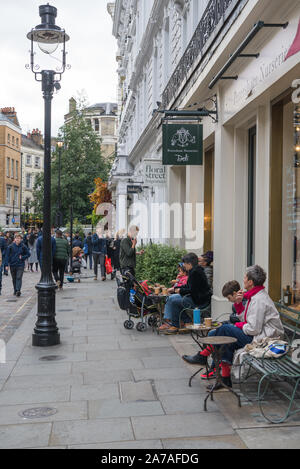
left=0, top=272, right=300, bottom=449
left=0, top=268, right=39, bottom=343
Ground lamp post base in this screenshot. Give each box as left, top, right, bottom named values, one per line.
left=32, top=281, right=60, bottom=347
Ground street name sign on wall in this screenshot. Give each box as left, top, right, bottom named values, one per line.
left=144, top=160, right=167, bottom=185
left=162, top=123, right=203, bottom=165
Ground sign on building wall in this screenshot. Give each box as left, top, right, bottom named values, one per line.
left=144, top=160, right=167, bottom=185
left=162, top=123, right=203, bottom=166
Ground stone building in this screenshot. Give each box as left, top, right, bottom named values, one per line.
left=64, top=98, right=118, bottom=159
left=109, top=0, right=300, bottom=317
left=21, top=129, right=44, bottom=219
left=0, top=108, right=22, bottom=228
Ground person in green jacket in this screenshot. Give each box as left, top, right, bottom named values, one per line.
left=53, top=230, right=70, bottom=289
left=119, top=226, right=144, bottom=276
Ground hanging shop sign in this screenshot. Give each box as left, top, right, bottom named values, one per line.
left=144, top=160, right=167, bottom=185
left=162, top=123, right=203, bottom=165
left=127, top=185, right=143, bottom=194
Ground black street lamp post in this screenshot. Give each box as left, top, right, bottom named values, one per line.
left=27, top=4, right=70, bottom=347
left=55, top=140, right=63, bottom=228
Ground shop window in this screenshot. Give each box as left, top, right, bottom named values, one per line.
left=247, top=126, right=256, bottom=267
left=281, top=101, right=300, bottom=307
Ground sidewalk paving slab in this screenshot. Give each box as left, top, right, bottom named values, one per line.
left=1, top=275, right=300, bottom=449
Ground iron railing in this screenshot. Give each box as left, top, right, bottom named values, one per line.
left=162, top=0, right=243, bottom=107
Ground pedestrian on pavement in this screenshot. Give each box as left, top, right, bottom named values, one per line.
left=53, top=230, right=70, bottom=289
left=119, top=226, right=144, bottom=277
left=92, top=230, right=107, bottom=281
left=27, top=232, right=39, bottom=272
left=73, top=232, right=83, bottom=248
left=4, top=233, right=30, bottom=297
left=0, top=232, right=7, bottom=295
left=36, top=231, right=56, bottom=269
left=83, top=232, right=93, bottom=270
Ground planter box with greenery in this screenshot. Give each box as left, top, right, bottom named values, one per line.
left=136, top=244, right=187, bottom=286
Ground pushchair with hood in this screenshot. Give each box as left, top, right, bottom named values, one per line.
left=116, top=270, right=162, bottom=332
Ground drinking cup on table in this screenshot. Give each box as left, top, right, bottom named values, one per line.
left=204, top=318, right=212, bottom=328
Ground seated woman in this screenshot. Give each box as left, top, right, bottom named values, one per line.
left=199, top=251, right=213, bottom=290
left=182, top=265, right=284, bottom=389
left=159, top=253, right=211, bottom=334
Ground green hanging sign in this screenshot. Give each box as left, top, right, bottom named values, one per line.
left=162, top=123, right=203, bottom=166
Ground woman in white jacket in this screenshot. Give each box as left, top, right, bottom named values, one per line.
left=197, top=265, right=284, bottom=390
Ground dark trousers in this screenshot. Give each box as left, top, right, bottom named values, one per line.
left=10, top=266, right=24, bottom=293
left=53, top=259, right=67, bottom=286
left=93, top=253, right=106, bottom=278
left=85, top=253, right=93, bottom=269
left=0, top=264, right=3, bottom=292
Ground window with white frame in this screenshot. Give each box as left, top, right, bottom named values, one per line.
left=26, top=155, right=32, bottom=166
left=26, top=173, right=32, bottom=190
left=14, top=188, right=18, bottom=207
left=6, top=158, right=10, bottom=177
left=6, top=186, right=11, bottom=205
left=35, top=156, right=40, bottom=168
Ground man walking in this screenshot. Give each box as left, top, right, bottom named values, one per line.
left=53, top=230, right=70, bottom=289
left=4, top=234, right=30, bottom=297
left=0, top=232, right=7, bottom=295
left=92, top=230, right=107, bottom=281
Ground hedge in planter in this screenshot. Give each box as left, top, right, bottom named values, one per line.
left=136, top=244, right=187, bottom=286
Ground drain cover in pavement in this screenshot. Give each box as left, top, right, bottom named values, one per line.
left=6, top=300, right=17, bottom=303
left=39, top=355, right=67, bottom=361
left=19, top=407, right=58, bottom=419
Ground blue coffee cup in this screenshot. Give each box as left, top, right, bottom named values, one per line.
left=193, top=308, right=201, bottom=325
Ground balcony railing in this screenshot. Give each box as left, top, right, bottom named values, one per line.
left=162, top=0, right=245, bottom=107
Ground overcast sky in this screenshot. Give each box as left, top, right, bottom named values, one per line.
left=0, top=0, right=117, bottom=136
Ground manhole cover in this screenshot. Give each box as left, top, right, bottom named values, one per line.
left=39, top=355, right=67, bottom=361
left=6, top=300, right=17, bottom=303
left=19, top=407, right=58, bottom=419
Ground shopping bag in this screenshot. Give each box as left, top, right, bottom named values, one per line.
left=105, top=255, right=113, bottom=274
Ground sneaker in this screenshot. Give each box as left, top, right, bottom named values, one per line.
left=16, top=291, right=21, bottom=297
left=182, top=353, right=208, bottom=366
left=200, top=364, right=221, bottom=380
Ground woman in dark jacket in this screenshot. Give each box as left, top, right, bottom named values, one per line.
left=160, top=252, right=211, bottom=334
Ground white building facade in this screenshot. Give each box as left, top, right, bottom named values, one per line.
left=109, top=0, right=300, bottom=316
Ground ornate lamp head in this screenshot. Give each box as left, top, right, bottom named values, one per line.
left=26, top=3, right=70, bottom=80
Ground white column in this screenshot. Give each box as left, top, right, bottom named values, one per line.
left=116, top=181, right=128, bottom=233
left=185, top=165, right=204, bottom=254
left=212, top=124, right=235, bottom=318
left=255, top=105, right=271, bottom=283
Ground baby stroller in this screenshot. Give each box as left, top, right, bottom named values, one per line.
left=116, top=271, right=161, bottom=332
left=68, top=247, right=85, bottom=283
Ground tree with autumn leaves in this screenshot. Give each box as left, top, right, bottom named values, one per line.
left=88, top=178, right=112, bottom=227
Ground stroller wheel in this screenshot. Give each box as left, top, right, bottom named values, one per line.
left=136, top=322, right=147, bottom=332
left=124, top=320, right=134, bottom=330
left=148, top=316, right=158, bottom=327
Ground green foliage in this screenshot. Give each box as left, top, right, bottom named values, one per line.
left=136, top=243, right=187, bottom=286
left=65, top=218, right=85, bottom=240
left=31, top=107, right=113, bottom=224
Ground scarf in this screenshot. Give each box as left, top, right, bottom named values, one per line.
left=235, top=286, right=265, bottom=329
